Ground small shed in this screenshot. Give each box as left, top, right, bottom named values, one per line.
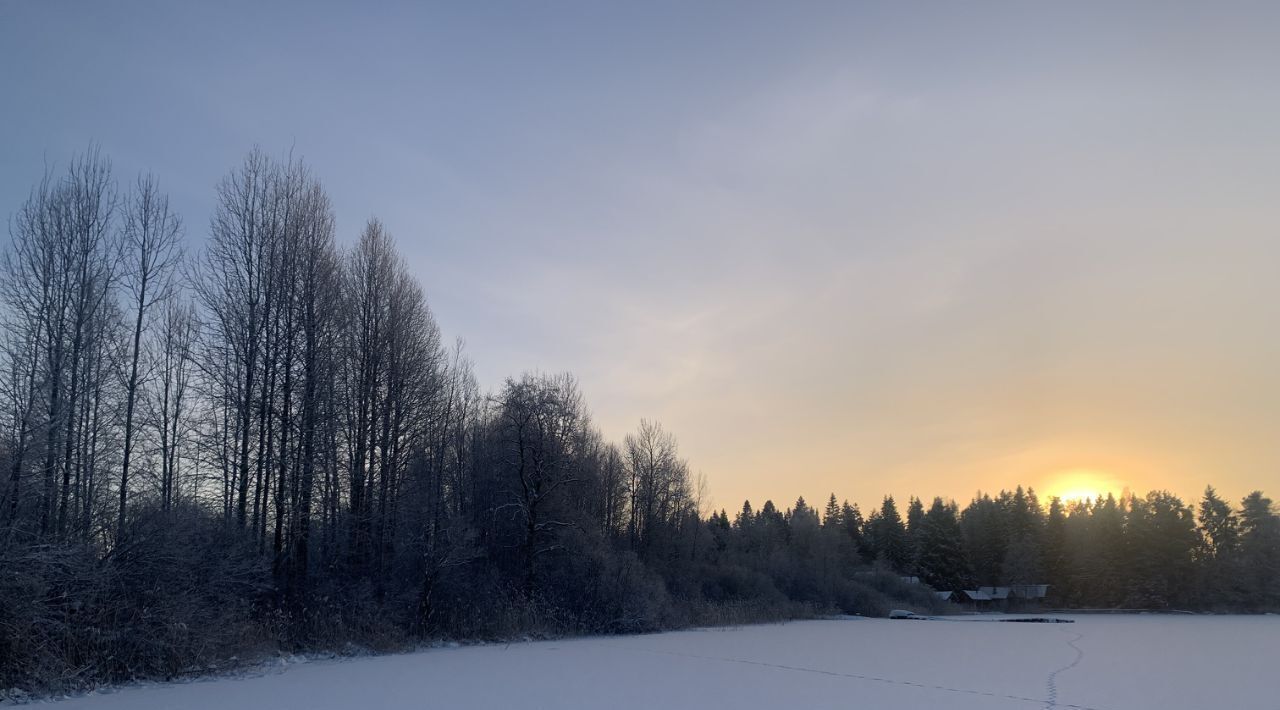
left=936, top=589, right=995, bottom=609
left=960, top=589, right=994, bottom=609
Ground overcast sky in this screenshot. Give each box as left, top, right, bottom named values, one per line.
left=3, top=1, right=1278, bottom=511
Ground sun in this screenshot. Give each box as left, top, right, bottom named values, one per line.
left=1049, top=468, right=1117, bottom=504
left=1057, top=489, right=1103, bottom=504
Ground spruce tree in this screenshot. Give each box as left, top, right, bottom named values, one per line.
left=841, top=501, right=869, bottom=562
left=1199, top=486, right=1239, bottom=560
left=869, top=496, right=910, bottom=572
left=823, top=494, right=842, bottom=529
left=916, top=498, right=972, bottom=591
left=905, top=497, right=925, bottom=573
left=1239, top=492, right=1280, bottom=610
left=1042, top=497, right=1069, bottom=603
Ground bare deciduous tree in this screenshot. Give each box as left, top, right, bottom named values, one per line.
left=117, top=173, right=182, bottom=536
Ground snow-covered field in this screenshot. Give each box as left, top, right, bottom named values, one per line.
left=37, top=614, right=1278, bottom=710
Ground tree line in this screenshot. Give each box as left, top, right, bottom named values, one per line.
left=0, top=147, right=1275, bottom=694
left=790, top=485, right=1279, bottom=611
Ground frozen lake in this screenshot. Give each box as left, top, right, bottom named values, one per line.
left=39, top=615, right=1279, bottom=710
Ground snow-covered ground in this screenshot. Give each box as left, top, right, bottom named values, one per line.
left=35, top=614, right=1279, bottom=709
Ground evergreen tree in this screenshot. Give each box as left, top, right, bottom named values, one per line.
left=1060, top=499, right=1094, bottom=606
left=915, top=498, right=972, bottom=591
left=862, top=509, right=881, bottom=561
left=867, top=496, right=910, bottom=572
left=1239, top=492, right=1280, bottom=610
left=788, top=497, right=821, bottom=554
left=823, top=494, right=841, bottom=529
left=1042, top=497, right=1069, bottom=602
left=1006, top=486, right=1043, bottom=543
left=1196, top=487, right=1243, bottom=607
left=905, top=496, right=925, bottom=572
left=758, top=500, right=788, bottom=551
left=1125, top=491, right=1199, bottom=608
left=961, top=494, right=1007, bottom=586
left=791, top=496, right=814, bottom=524
left=708, top=510, right=732, bottom=554
left=840, top=501, right=868, bottom=562
left=1002, top=536, right=1043, bottom=585
left=1087, top=494, right=1130, bottom=607
left=1199, top=486, right=1239, bottom=560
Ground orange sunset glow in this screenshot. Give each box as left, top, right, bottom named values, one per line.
left=1046, top=468, right=1123, bottom=504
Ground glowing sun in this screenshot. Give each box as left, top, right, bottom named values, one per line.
left=1049, top=468, right=1118, bottom=503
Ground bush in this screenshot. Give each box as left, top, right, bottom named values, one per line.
left=0, top=503, right=270, bottom=693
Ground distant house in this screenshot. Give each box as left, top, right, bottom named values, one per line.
left=934, top=589, right=994, bottom=609
left=962, top=589, right=993, bottom=608
left=900, top=575, right=921, bottom=585
left=937, top=585, right=1050, bottom=610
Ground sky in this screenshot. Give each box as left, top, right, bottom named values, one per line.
left=2, top=1, right=1278, bottom=513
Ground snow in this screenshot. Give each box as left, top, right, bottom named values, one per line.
left=34, top=615, right=1279, bottom=710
